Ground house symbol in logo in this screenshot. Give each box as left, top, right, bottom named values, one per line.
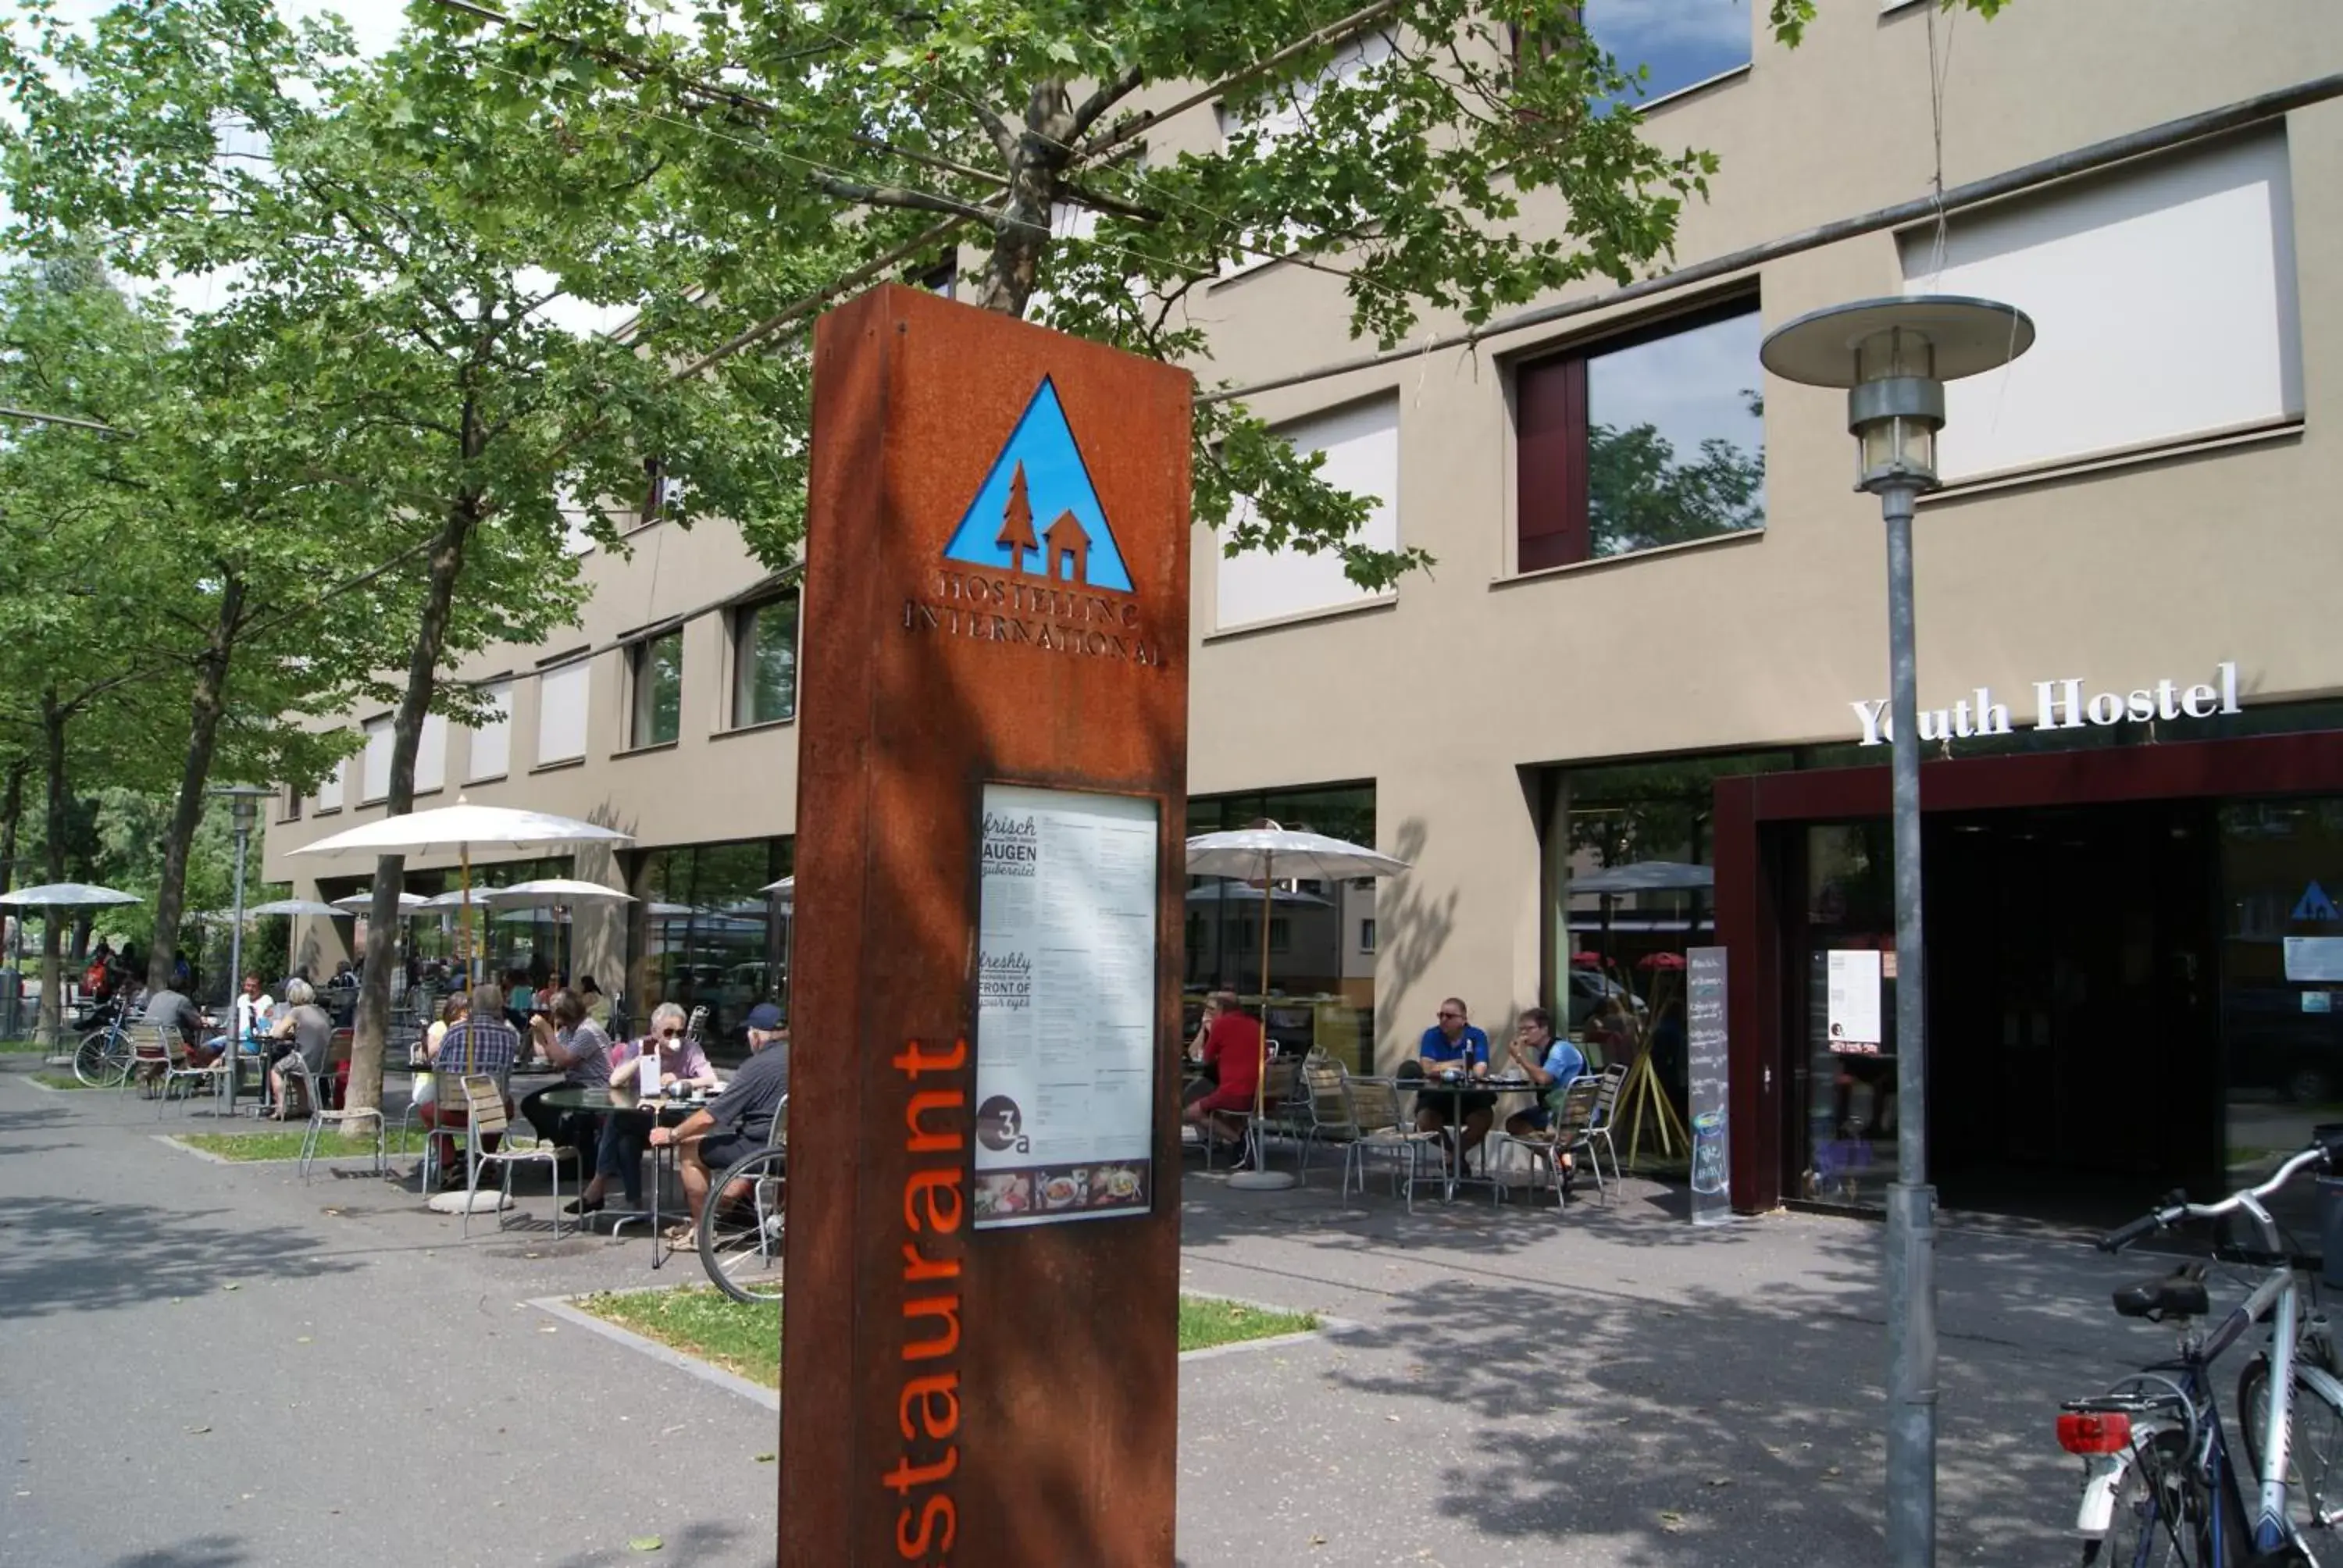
left=2297, top=880, right=2340, bottom=922
left=941, top=376, right=1133, bottom=592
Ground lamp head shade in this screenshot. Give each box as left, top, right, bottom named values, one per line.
left=1760, top=295, right=2035, bottom=494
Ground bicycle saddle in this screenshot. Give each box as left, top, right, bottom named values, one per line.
left=2113, top=1265, right=2209, bottom=1322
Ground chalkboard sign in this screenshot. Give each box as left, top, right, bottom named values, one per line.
left=1686, top=946, right=1731, bottom=1226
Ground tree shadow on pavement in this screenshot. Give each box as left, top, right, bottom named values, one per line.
left=548, top=1519, right=762, bottom=1567
left=0, top=1194, right=348, bottom=1320
left=109, top=1535, right=247, bottom=1568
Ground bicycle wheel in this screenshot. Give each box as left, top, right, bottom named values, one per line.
left=2240, top=1351, right=2343, bottom=1531
left=698, top=1146, right=787, bottom=1306
left=73, top=1028, right=128, bottom=1088
left=2082, top=1430, right=2215, bottom=1566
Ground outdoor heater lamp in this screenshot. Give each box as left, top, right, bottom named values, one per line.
left=1759, top=294, right=2033, bottom=1568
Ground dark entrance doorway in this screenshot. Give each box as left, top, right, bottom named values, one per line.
left=1924, top=801, right=2220, bottom=1219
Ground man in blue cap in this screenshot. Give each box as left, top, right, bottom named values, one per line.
left=651, top=1002, right=789, bottom=1240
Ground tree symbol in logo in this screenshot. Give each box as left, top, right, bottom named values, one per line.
left=996, top=461, right=1040, bottom=574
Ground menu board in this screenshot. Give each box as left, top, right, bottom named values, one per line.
left=1825, top=949, right=1883, bottom=1054
left=969, top=783, right=1160, bottom=1230
left=1685, top=947, right=1732, bottom=1227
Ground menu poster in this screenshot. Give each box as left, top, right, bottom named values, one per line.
left=969, top=783, right=1161, bottom=1231
left=2286, top=937, right=2343, bottom=984
left=1685, top=947, right=1731, bottom=1225
left=1825, top=949, right=1883, bottom=1055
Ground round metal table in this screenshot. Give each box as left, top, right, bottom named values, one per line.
left=535, top=1086, right=709, bottom=1262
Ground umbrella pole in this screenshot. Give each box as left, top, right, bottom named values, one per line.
left=462, top=844, right=475, bottom=989
left=1229, top=850, right=1296, bottom=1192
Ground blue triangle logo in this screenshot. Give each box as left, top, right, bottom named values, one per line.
left=2297, top=880, right=2339, bottom=922
left=941, top=377, right=1132, bottom=593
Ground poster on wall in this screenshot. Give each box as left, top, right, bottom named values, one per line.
left=1685, top=946, right=1731, bottom=1226
left=970, top=782, right=1161, bottom=1230
left=1825, top=949, right=1883, bottom=1054
left=2285, top=937, right=2343, bottom=984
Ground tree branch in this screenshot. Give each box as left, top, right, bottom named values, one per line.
left=1070, top=64, right=1147, bottom=137
left=812, top=173, right=1036, bottom=231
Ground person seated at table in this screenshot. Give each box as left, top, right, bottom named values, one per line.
left=420, top=982, right=519, bottom=1187
left=230, top=972, right=276, bottom=1056
left=139, top=983, right=213, bottom=1082
left=577, top=974, right=612, bottom=1028
left=1414, top=996, right=1495, bottom=1171
left=265, top=980, right=337, bottom=1120
left=1180, top=991, right=1263, bottom=1164
left=1502, top=1006, right=1586, bottom=1142
left=646, top=1003, right=789, bottom=1242
left=519, top=987, right=613, bottom=1156
left=569, top=1003, right=717, bottom=1215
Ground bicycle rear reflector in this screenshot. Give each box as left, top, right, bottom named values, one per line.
left=2058, top=1411, right=2133, bottom=1455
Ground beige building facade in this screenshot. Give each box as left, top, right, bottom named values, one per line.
left=264, top=1, right=2343, bottom=1214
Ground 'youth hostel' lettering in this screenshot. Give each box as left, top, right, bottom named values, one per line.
left=1852, top=661, right=2241, bottom=747
left=889, top=1037, right=968, bottom=1563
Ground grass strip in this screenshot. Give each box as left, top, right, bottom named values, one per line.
left=30, top=1071, right=91, bottom=1090
left=1, top=1038, right=54, bottom=1054
left=576, top=1287, right=1318, bottom=1392
left=173, top=1126, right=415, bottom=1162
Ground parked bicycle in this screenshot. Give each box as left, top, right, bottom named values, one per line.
left=2060, top=1131, right=2343, bottom=1564
left=71, top=988, right=144, bottom=1088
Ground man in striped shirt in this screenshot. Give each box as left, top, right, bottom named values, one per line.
left=421, top=982, right=520, bottom=1186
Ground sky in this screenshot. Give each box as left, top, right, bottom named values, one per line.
left=1582, top=0, right=1754, bottom=102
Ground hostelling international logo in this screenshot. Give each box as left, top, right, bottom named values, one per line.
left=902, top=376, right=1163, bottom=666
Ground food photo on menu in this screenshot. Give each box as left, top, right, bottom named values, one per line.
left=974, top=1171, right=1032, bottom=1219
left=1039, top=1167, right=1089, bottom=1211
left=1089, top=1163, right=1145, bottom=1209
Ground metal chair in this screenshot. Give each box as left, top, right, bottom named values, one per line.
left=1583, top=1064, right=1628, bottom=1186
left=1243, top=1057, right=1305, bottom=1171
left=1488, top=1076, right=1605, bottom=1212
left=1336, top=1078, right=1438, bottom=1213
left=455, top=1074, right=569, bottom=1240
left=282, top=1051, right=387, bottom=1182
left=137, top=1025, right=224, bottom=1115
left=1295, top=1056, right=1356, bottom=1178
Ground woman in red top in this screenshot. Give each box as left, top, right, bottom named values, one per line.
left=1182, top=990, right=1264, bottom=1161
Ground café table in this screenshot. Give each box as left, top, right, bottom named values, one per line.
left=1400, top=1073, right=1542, bottom=1200
left=535, top=1084, right=708, bottom=1263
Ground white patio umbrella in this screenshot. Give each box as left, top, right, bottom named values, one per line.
left=418, top=887, right=496, bottom=911
left=293, top=800, right=633, bottom=983
left=484, top=878, right=635, bottom=907
left=758, top=875, right=793, bottom=895
left=244, top=897, right=347, bottom=918
left=1184, top=825, right=1411, bottom=1190
left=330, top=889, right=429, bottom=914
left=0, top=882, right=141, bottom=909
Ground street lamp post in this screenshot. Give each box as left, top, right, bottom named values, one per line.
left=211, top=784, right=274, bottom=1116
left=1760, top=297, right=2033, bottom=1567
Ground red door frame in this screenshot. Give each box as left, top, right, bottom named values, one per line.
left=1713, top=729, right=2343, bottom=1213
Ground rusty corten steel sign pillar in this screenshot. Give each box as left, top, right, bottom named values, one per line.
left=780, top=283, right=1191, bottom=1566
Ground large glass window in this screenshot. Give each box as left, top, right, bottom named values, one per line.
left=629, top=631, right=683, bottom=750
left=731, top=596, right=799, bottom=729
left=631, top=837, right=792, bottom=1061
left=1516, top=299, right=1766, bottom=570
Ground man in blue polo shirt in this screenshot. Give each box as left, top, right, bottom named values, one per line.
left=1414, top=996, right=1496, bottom=1171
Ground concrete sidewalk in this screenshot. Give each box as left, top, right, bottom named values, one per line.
left=2, top=1058, right=2190, bottom=1565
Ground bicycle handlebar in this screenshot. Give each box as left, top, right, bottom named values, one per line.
left=2097, top=1139, right=2340, bottom=1254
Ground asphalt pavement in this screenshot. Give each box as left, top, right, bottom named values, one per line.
left=1, top=1055, right=2213, bottom=1566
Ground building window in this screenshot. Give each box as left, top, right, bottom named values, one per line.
left=731, top=596, right=799, bottom=728
left=1515, top=298, right=1765, bottom=572
left=280, top=786, right=301, bottom=823
left=638, top=456, right=684, bottom=527
left=1903, top=131, right=2300, bottom=483
left=631, top=836, right=793, bottom=1058
left=415, top=713, right=448, bottom=794
left=1215, top=30, right=1393, bottom=274
left=1359, top=918, right=1377, bottom=953
left=914, top=256, right=956, bottom=298
left=1581, top=0, right=1752, bottom=105
left=360, top=715, right=393, bottom=804
left=536, top=659, right=590, bottom=765
left=629, top=630, right=683, bottom=750
left=1217, top=395, right=1400, bottom=630
left=468, top=680, right=512, bottom=781
left=316, top=758, right=345, bottom=813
